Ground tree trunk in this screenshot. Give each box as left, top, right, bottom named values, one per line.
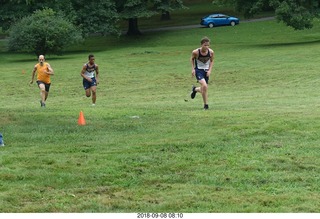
left=127, top=18, right=141, bottom=36
left=161, top=10, right=171, bottom=20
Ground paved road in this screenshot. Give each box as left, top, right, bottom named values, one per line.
left=141, top=17, right=275, bottom=33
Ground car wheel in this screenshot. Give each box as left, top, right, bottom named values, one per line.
left=208, top=23, right=214, bottom=28
left=230, top=21, right=236, bottom=26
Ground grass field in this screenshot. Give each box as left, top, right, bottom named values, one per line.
left=1, top=16, right=320, bottom=212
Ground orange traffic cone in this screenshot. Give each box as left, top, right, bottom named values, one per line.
left=78, top=111, right=86, bottom=126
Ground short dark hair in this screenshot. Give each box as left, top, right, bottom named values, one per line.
left=88, top=54, right=94, bottom=60
left=200, top=37, right=210, bottom=45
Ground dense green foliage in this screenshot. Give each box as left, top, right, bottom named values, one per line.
left=273, top=0, right=316, bottom=29
left=1, top=17, right=320, bottom=212
left=0, top=0, right=75, bottom=31
left=72, top=0, right=119, bottom=36
left=0, top=0, right=186, bottom=36
left=114, top=0, right=186, bottom=34
left=8, top=8, right=82, bottom=56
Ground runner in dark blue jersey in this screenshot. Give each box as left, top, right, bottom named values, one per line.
left=81, top=54, right=100, bottom=106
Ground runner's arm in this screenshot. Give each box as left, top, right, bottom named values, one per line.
left=190, top=50, right=198, bottom=77
left=46, top=64, right=54, bottom=75
left=80, top=65, right=92, bottom=82
left=30, top=65, right=37, bottom=84
left=95, top=65, right=99, bottom=84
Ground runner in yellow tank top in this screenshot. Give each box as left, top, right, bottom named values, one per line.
left=30, top=55, right=54, bottom=107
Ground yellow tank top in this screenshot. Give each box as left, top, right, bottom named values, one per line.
left=36, top=62, right=51, bottom=84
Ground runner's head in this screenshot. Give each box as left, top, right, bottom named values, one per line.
left=38, top=55, right=45, bottom=65
left=88, top=54, right=95, bottom=65
left=200, top=37, right=210, bottom=50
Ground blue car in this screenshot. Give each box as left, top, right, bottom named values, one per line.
left=200, top=13, right=240, bottom=28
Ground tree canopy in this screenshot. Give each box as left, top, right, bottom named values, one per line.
left=71, top=0, right=120, bottom=36
left=8, top=8, right=82, bottom=56
left=114, top=0, right=185, bottom=35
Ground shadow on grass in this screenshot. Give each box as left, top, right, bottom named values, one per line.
left=2, top=29, right=183, bottom=61
left=3, top=54, right=76, bottom=63
left=253, top=39, right=320, bottom=48
left=65, top=31, right=174, bottom=53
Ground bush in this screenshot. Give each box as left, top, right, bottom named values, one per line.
left=9, top=8, right=83, bottom=56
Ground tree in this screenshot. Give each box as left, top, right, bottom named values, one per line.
left=9, top=8, right=83, bottom=56
left=213, top=0, right=320, bottom=30
left=115, top=0, right=157, bottom=35
left=0, top=0, right=74, bottom=31
left=153, top=0, right=186, bottom=20
left=70, top=0, right=120, bottom=36
left=0, top=0, right=33, bottom=31
left=271, top=0, right=319, bottom=30
left=2, top=0, right=187, bottom=38
left=114, top=0, right=186, bottom=35
left=1, top=0, right=119, bottom=36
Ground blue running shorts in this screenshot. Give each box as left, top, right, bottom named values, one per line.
left=195, top=69, right=209, bottom=84
left=83, top=77, right=97, bottom=90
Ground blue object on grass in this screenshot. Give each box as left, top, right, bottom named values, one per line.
left=0, top=133, right=4, bottom=146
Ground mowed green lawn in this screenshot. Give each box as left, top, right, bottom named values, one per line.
left=1, top=19, right=320, bottom=212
